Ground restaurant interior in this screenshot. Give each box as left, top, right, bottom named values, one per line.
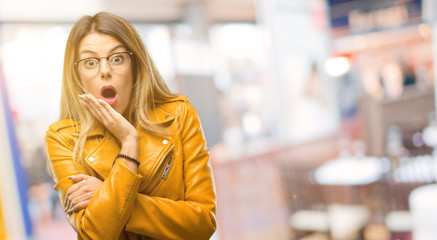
left=1, top=0, right=437, bottom=240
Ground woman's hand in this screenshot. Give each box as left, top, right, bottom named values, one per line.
left=79, top=94, right=137, bottom=144
left=64, top=174, right=103, bottom=214
left=79, top=93, right=139, bottom=172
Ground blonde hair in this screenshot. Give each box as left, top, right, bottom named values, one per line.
left=60, top=12, right=176, bottom=163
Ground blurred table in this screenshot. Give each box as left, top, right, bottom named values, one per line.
left=311, top=156, right=389, bottom=238
left=409, top=184, right=437, bottom=240
left=315, top=157, right=389, bottom=186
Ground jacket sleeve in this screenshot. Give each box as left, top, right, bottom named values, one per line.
left=125, top=101, right=217, bottom=240
left=45, top=128, right=142, bottom=240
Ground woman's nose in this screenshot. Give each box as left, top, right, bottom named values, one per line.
left=99, top=59, right=111, bottom=78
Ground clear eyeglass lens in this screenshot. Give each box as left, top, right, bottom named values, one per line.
left=77, top=52, right=131, bottom=77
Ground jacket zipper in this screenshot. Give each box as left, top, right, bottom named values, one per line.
left=148, top=157, right=173, bottom=194
left=145, top=144, right=174, bottom=194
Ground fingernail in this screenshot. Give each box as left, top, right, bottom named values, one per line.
left=68, top=176, right=72, bottom=179
left=79, top=99, right=86, bottom=105
left=78, top=94, right=85, bottom=99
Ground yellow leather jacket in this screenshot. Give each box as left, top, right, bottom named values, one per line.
left=45, top=96, right=217, bottom=240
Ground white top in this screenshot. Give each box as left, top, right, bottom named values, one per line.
left=315, top=157, right=388, bottom=185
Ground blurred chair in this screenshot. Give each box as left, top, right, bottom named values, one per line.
left=281, top=163, right=369, bottom=240
left=383, top=179, right=416, bottom=239
left=383, top=155, right=437, bottom=239
left=281, top=163, right=330, bottom=240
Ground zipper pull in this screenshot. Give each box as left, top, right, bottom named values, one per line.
left=162, top=158, right=172, bottom=179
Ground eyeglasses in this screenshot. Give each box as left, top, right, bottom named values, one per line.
left=74, top=51, right=133, bottom=78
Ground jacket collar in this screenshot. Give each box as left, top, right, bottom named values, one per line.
left=70, top=121, right=106, bottom=138
left=70, top=106, right=175, bottom=138
left=68, top=95, right=187, bottom=137
left=89, top=122, right=106, bottom=137
left=148, top=106, right=175, bottom=125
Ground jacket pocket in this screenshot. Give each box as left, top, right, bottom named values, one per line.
left=146, top=156, right=173, bottom=195
left=142, top=144, right=174, bottom=194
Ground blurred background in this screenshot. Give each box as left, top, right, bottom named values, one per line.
left=1, top=0, right=437, bottom=239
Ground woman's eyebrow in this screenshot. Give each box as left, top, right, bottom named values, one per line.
left=79, top=45, right=126, bottom=56
left=79, top=49, right=97, bottom=56
left=109, top=45, right=126, bottom=53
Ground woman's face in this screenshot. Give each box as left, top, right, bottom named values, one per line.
left=78, top=32, right=133, bottom=115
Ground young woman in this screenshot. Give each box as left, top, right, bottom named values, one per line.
left=45, top=12, right=216, bottom=240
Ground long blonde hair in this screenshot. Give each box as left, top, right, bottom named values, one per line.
left=60, top=12, right=176, bottom=163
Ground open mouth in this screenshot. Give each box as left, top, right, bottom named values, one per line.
left=102, top=88, right=116, bottom=98
left=100, top=85, right=118, bottom=105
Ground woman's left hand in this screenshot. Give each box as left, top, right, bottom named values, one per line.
left=64, top=174, right=103, bottom=214
left=79, top=94, right=138, bottom=144
left=79, top=93, right=139, bottom=172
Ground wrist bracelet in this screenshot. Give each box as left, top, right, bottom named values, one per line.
left=113, top=153, right=140, bottom=167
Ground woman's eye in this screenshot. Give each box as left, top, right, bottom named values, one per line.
left=84, top=60, right=98, bottom=68
left=111, top=55, right=124, bottom=64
